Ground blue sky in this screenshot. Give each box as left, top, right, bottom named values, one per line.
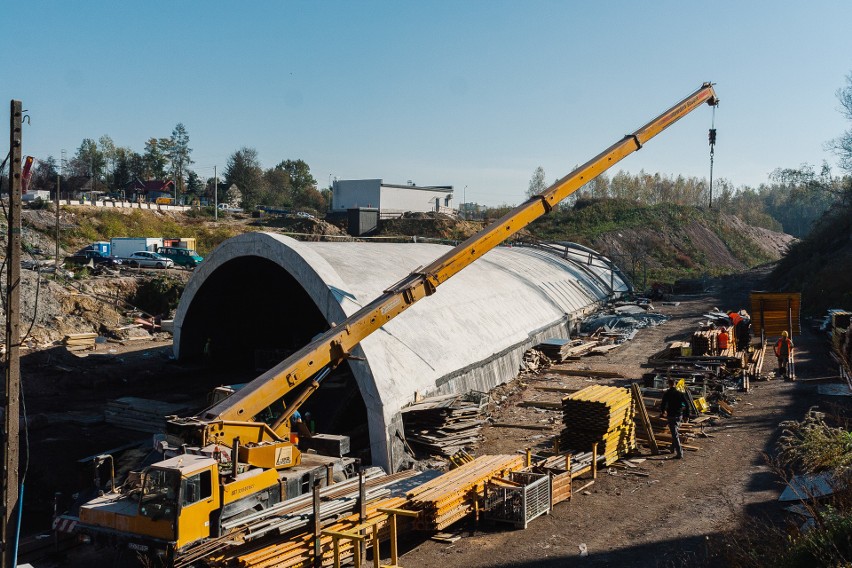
left=3, top=1, right=851, bottom=206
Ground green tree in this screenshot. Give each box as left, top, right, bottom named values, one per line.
left=71, top=138, right=105, bottom=179
left=112, top=147, right=141, bottom=192
left=143, top=138, right=170, bottom=179
left=275, top=159, right=317, bottom=207
left=263, top=167, right=293, bottom=207
left=98, top=135, right=117, bottom=190
left=526, top=166, right=546, bottom=199
left=32, top=156, right=58, bottom=194
left=185, top=170, right=203, bottom=196
left=167, top=123, right=193, bottom=199
left=224, top=147, right=266, bottom=209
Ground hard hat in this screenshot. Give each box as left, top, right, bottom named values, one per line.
left=781, top=331, right=788, bottom=337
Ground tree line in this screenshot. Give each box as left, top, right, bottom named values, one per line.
left=19, top=124, right=327, bottom=213
left=523, top=72, right=852, bottom=239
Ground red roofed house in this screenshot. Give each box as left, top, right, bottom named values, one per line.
left=128, top=179, right=176, bottom=203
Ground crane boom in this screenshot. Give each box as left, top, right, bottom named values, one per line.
left=179, top=82, right=718, bottom=446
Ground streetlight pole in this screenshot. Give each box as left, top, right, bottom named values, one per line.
left=462, top=185, right=467, bottom=219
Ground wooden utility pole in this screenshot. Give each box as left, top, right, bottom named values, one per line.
left=3, top=100, right=23, bottom=568
left=55, top=172, right=60, bottom=265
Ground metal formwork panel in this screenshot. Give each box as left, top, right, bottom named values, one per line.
left=482, top=471, right=551, bottom=529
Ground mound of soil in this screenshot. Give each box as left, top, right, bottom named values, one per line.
left=378, top=212, right=485, bottom=241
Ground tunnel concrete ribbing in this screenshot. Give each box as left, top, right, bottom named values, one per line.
left=174, top=233, right=627, bottom=471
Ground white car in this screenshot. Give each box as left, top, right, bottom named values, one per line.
left=126, top=251, right=174, bottom=269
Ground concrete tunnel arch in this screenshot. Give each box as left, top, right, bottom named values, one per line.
left=174, top=232, right=629, bottom=472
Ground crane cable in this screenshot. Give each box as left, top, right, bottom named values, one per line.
left=708, top=104, right=717, bottom=208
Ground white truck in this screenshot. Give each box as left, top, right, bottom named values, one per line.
left=110, top=237, right=164, bottom=259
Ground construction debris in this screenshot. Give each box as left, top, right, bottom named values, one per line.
left=63, top=332, right=97, bottom=352
left=536, top=338, right=597, bottom=361
left=401, top=392, right=487, bottom=457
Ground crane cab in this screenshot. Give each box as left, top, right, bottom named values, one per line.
left=78, top=454, right=222, bottom=555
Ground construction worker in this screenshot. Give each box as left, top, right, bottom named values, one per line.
left=727, top=311, right=742, bottom=351
left=736, top=310, right=752, bottom=352
left=717, top=327, right=729, bottom=355
left=660, top=378, right=694, bottom=459
left=775, top=331, right=794, bottom=379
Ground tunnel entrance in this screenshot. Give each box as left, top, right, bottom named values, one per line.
left=179, top=255, right=370, bottom=460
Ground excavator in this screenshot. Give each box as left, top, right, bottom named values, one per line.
left=73, top=83, right=718, bottom=563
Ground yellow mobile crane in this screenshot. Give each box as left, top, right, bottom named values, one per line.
left=75, top=83, right=718, bottom=562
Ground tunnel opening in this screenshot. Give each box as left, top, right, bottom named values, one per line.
left=179, top=255, right=370, bottom=461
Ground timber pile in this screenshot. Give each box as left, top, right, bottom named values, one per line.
left=405, top=454, right=525, bottom=531
left=536, top=338, right=596, bottom=361
left=744, top=342, right=766, bottom=385
left=64, top=332, right=97, bottom=352
left=690, top=330, right=717, bottom=356
left=401, top=393, right=486, bottom=457
left=639, top=415, right=701, bottom=452
left=103, top=397, right=191, bottom=433
left=560, top=386, right=635, bottom=465
left=189, top=470, right=420, bottom=568
left=228, top=496, right=407, bottom=568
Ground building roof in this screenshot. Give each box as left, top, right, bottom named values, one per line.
left=381, top=183, right=453, bottom=193
left=128, top=179, right=176, bottom=192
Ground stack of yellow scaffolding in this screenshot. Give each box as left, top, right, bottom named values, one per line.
left=560, top=385, right=635, bottom=465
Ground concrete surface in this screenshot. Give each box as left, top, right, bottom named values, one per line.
left=174, top=232, right=627, bottom=471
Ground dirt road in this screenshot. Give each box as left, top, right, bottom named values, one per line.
left=400, top=272, right=838, bottom=567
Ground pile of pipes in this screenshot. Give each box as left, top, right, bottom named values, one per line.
left=401, top=393, right=487, bottom=457
left=184, top=469, right=420, bottom=568
left=560, top=386, right=635, bottom=466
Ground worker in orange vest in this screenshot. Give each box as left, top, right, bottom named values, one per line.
left=774, top=331, right=794, bottom=379
left=717, top=327, right=729, bottom=355
left=727, top=311, right=742, bottom=350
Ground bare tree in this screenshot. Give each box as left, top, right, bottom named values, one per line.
left=831, top=73, right=852, bottom=173
left=526, top=166, right=547, bottom=199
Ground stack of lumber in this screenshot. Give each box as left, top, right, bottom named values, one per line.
left=401, top=394, right=485, bottom=457
left=638, top=415, right=700, bottom=452
left=183, top=469, right=421, bottom=568
left=533, top=454, right=572, bottom=504
left=690, top=330, right=717, bottom=357
left=405, top=454, right=525, bottom=531
left=63, top=332, right=97, bottom=351
left=225, top=496, right=407, bottom=568
left=647, top=341, right=690, bottom=364
left=560, top=386, right=635, bottom=465
left=103, top=397, right=191, bottom=433
left=744, top=342, right=766, bottom=387
left=536, top=338, right=597, bottom=361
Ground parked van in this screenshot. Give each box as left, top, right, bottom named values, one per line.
left=155, top=197, right=175, bottom=205
left=157, top=246, right=204, bottom=268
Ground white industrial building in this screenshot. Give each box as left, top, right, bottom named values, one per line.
left=332, top=179, right=454, bottom=218
left=173, top=233, right=630, bottom=472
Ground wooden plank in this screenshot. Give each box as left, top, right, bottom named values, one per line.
left=517, top=400, right=562, bottom=410
left=630, top=383, right=659, bottom=455
left=490, top=423, right=552, bottom=431
left=548, top=368, right=624, bottom=378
